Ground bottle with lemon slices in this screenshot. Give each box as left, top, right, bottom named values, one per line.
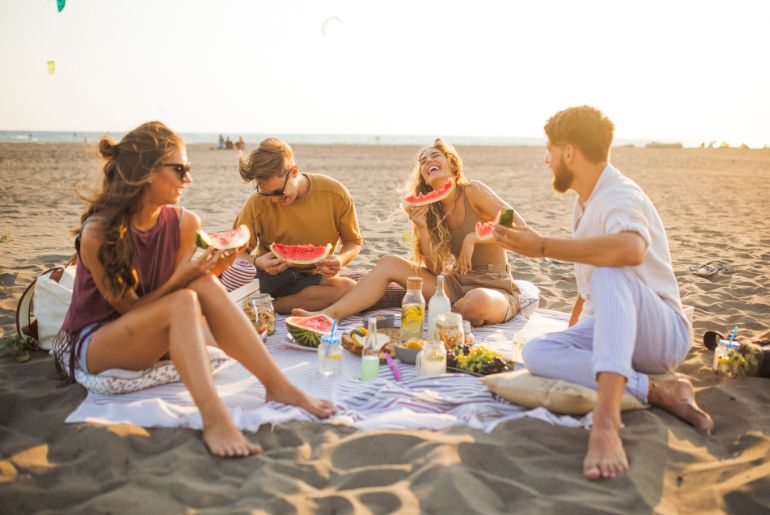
left=401, top=276, right=425, bottom=343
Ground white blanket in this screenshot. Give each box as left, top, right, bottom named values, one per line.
left=66, top=308, right=589, bottom=432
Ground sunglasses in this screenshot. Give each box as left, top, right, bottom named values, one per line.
left=256, top=172, right=290, bottom=197
left=159, top=162, right=192, bottom=180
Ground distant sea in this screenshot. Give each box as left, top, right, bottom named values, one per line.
left=0, top=130, right=694, bottom=148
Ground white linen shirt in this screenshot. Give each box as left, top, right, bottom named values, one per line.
left=574, top=164, right=683, bottom=318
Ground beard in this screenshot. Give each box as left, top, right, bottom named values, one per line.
left=551, top=156, right=575, bottom=193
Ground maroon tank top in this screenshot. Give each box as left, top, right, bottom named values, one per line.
left=62, top=205, right=181, bottom=334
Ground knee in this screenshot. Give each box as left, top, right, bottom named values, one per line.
left=521, top=337, right=547, bottom=372
left=170, top=288, right=202, bottom=318
left=455, top=302, right=484, bottom=326
left=377, top=255, right=404, bottom=269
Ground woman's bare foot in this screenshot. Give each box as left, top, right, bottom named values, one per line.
left=202, top=418, right=262, bottom=458
left=583, top=425, right=629, bottom=480
left=648, top=378, right=714, bottom=434
left=265, top=381, right=335, bottom=418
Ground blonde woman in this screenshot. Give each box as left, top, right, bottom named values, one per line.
left=294, top=138, right=523, bottom=326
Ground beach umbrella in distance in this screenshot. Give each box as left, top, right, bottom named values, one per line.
left=57, top=0, right=66, bottom=12
left=321, top=16, right=342, bottom=37
left=47, top=60, right=55, bottom=76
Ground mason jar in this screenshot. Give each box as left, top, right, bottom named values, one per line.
left=249, top=293, right=275, bottom=336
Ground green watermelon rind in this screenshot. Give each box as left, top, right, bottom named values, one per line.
left=269, top=242, right=333, bottom=265
left=285, top=314, right=334, bottom=348
left=195, top=225, right=250, bottom=250
left=402, top=178, right=456, bottom=207
left=498, top=209, right=514, bottom=227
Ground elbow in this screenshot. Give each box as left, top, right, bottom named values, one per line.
left=621, top=244, right=646, bottom=267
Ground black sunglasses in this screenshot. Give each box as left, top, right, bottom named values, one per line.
left=256, top=172, right=290, bottom=197
left=159, top=162, right=192, bottom=180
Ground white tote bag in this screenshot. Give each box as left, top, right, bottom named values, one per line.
left=32, top=265, right=76, bottom=350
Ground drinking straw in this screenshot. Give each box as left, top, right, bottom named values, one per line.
left=728, top=325, right=738, bottom=344
left=384, top=353, right=401, bottom=382
left=330, top=319, right=337, bottom=336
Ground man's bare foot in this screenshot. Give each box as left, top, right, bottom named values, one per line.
left=202, top=418, right=262, bottom=458
left=583, top=425, right=629, bottom=480
left=266, top=382, right=335, bottom=418
left=648, top=378, right=714, bottom=434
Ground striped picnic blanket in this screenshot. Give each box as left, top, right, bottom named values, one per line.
left=65, top=308, right=588, bottom=432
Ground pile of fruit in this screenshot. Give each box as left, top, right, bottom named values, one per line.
left=446, top=344, right=513, bottom=375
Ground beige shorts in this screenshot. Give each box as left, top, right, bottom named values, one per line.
left=444, top=263, right=521, bottom=322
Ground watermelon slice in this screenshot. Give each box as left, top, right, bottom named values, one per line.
left=498, top=208, right=514, bottom=227
left=475, top=221, right=495, bottom=241
left=402, top=178, right=456, bottom=207
left=269, top=242, right=332, bottom=265
left=195, top=225, right=250, bottom=250
left=285, top=314, right=334, bottom=348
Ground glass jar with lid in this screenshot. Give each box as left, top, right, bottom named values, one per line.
left=435, top=312, right=464, bottom=350
left=249, top=293, right=275, bottom=336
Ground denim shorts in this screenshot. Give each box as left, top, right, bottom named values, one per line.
left=76, top=322, right=103, bottom=374
left=257, top=268, right=324, bottom=298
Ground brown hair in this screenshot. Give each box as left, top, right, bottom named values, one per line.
left=544, top=105, right=614, bottom=163
left=238, top=137, right=294, bottom=182
left=410, top=138, right=469, bottom=271
left=82, top=121, right=184, bottom=296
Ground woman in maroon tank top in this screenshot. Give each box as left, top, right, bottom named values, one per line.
left=54, top=121, right=333, bottom=458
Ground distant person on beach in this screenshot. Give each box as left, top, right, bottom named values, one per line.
left=218, top=134, right=225, bottom=150
left=230, top=137, right=362, bottom=313
left=235, top=137, right=245, bottom=151
left=225, top=136, right=233, bottom=150
left=293, top=138, right=524, bottom=326
left=492, top=106, right=713, bottom=480
left=53, top=122, right=334, bottom=458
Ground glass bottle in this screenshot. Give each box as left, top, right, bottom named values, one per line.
left=361, top=317, right=380, bottom=381
left=318, top=329, right=343, bottom=378
left=427, top=274, right=451, bottom=341
left=416, top=340, right=447, bottom=376
left=401, top=276, right=425, bottom=342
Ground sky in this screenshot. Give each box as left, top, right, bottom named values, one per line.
left=1, top=0, right=769, bottom=146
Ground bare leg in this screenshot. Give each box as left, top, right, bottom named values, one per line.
left=583, top=372, right=629, bottom=480
left=647, top=377, right=713, bottom=433
left=186, top=274, right=335, bottom=418
left=273, top=276, right=355, bottom=314
left=87, top=289, right=261, bottom=458
left=292, top=255, right=437, bottom=320
left=452, top=288, right=511, bottom=326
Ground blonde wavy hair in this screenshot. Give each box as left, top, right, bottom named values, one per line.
left=410, top=138, right=468, bottom=271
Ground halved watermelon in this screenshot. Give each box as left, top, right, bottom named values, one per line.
left=269, top=242, right=332, bottom=265
left=195, top=225, right=250, bottom=250
left=475, top=221, right=495, bottom=241
left=402, top=178, right=456, bottom=207
left=285, top=314, right=334, bottom=348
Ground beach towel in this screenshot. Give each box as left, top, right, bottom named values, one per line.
left=65, top=308, right=592, bottom=432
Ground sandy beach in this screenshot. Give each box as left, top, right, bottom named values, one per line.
left=1, top=142, right=769, bottom=513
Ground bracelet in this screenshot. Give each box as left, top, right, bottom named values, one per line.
left=540, top=238, right=547, bottom=259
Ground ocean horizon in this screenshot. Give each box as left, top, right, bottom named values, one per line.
left=0, top=130, right=707, bottom=148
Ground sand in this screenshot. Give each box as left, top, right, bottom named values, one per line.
left=1, top=142, right=769, bottom=513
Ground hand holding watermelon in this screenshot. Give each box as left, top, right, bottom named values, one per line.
left=254, top=252, right=290, bottom=276
left=316, top=254, right=342, bottom=278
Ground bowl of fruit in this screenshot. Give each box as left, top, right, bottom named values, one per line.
left=394, top=338, right=424, bottom=364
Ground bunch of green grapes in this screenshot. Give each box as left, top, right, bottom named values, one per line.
left=446, top=344, right=512, bottom=375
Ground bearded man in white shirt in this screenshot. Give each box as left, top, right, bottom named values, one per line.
left=493, top=105, right=713, bottom=481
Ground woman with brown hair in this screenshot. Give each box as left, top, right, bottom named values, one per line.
left=294, top=138, right=523, bottom=326
left=54, top=121, right=334, bottom=458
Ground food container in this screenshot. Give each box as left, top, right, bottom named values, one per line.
left=436, top=312, right=464, bottom=350
left=249, top=293, right=275, bottom=336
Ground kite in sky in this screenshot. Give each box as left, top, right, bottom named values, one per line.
left=57, top=0, right=66, bottom=13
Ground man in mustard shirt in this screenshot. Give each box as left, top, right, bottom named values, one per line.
left=234, top=138, right=362, bottom=313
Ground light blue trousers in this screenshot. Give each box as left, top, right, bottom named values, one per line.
left=522, top=267, right=691, bottom=403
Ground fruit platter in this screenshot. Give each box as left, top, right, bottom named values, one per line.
left=341, top=326, right=399, bottom=363
left=446, top=344, right=514, bottom=376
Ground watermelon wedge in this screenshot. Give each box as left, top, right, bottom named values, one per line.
left=498, top=208, right=514, bottom=227
left=270, top=242, right=332, bottom=265
left=285, top=314, right=334, bottom=348
left=402, top=178, right=456, bottom=207
left=475, top=221, right=495, bottom=241
left=195, top=225, right=250, bottom=250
